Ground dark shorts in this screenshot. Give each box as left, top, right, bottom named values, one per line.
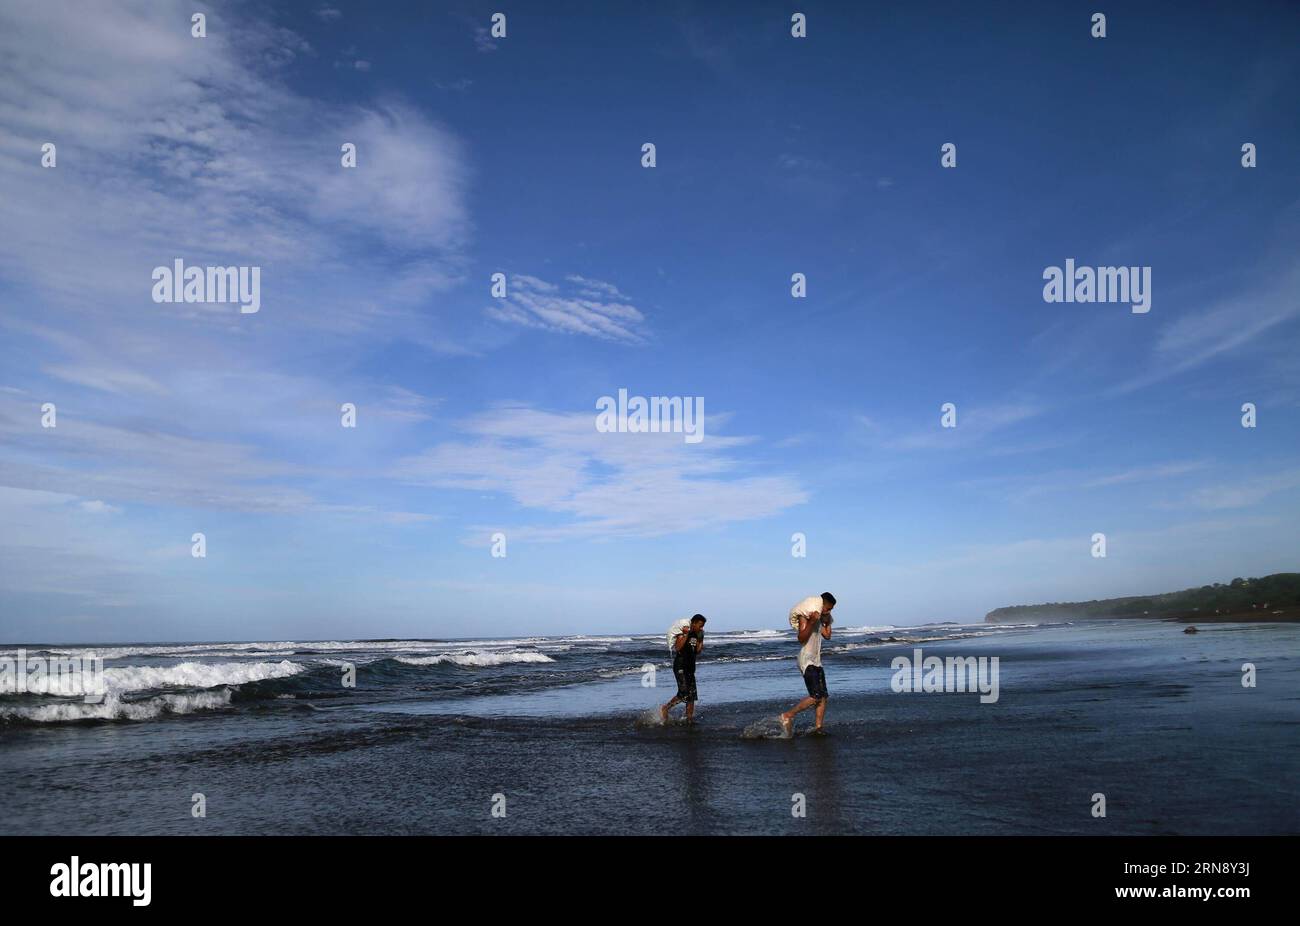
left=673, top=664, right=698, bottom=703
left=802, top=665, right=828, bottom=700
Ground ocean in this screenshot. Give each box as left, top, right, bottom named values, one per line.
left=2, top=619, right=1296, bottom=835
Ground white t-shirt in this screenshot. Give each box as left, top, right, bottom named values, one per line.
left=798, top=623, right=823, bottom=673
left=789, top=597, right=825, bottom=673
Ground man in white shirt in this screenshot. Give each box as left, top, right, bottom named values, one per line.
left=780, top=592, right=835, bottom=736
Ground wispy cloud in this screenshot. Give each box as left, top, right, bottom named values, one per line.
left=0, top=487, right=157, bottom=606
left=564, top=274, right=626, bottom=299
left=1081, top=461, right=1211, bottom=489
left=435, top=78, right=474, bottom=93
left=0, top=2, right=471, bottom=333
left=962, top=459, right=1212, bottom=504
left=0, top=374, right=434, bottom=522
left=474, top=25, right=498, bottom=53
left=0, top=1, right=467, bottom=537
left=392, top=404, right=806, bottom=540
left=41, top=365, right=168, bottom=397
left=1109, top=261, right=1300, bottom=396
left=1173, top=467, right=1300, bottom=511
left=882, top=402, right=1046, bottom=452
left=486, top=274, right=650, bottom=343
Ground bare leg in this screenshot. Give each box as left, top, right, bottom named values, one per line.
left=661, top=696, right=680, bottom=722
left=813, top=697, right=827, bottom=730
left=781, top=696, right=819, bottom=734
left=685, top=701, right=695, bottom=723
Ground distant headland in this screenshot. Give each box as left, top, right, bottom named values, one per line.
left=985, top=573, right=1300, bottom=624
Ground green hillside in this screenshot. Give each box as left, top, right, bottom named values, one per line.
left=985, top=573, right=1300, bottom=623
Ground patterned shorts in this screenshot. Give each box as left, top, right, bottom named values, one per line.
left=673, top=664, right=698, bottom=702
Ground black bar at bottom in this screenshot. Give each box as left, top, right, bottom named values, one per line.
left=5, top=835, right=1285, bottom=912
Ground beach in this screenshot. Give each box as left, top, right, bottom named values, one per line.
left=2, top=619, right=1296, bottom=835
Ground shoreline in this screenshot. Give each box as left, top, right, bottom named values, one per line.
left=988, top=607, right=1300, bottom=626
left=1164, top=605, right=1300, bottom=624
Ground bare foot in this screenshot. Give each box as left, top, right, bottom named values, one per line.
left=780, top=714, right=793, bottom=737
left=660, top=705, right=671, bottom=724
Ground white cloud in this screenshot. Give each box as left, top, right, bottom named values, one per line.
left=392, top=404, right=806, bottom=540
left=1180, top=468, right=1300, bottom=511
left=486, top=274, right=649, bottom=343
left=963, top=459, right=1212, bottom=504
left=0, top=2, right=470, bottom=329
left=1110, top=262, right=1300, bottom=395
left=42, top=365, right=168, bottom=396
left=0, top=391, right=426, bottom=520
left=0, top=1, right=467, bottom=538
left=1081, top=461, right=1209, bottom=489
left=884, top=402, right=1046, bottom=451
left=565, top=274, right=626, bottom=299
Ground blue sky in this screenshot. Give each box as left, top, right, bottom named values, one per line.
left=1, top=0, right=1298, bottom=643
